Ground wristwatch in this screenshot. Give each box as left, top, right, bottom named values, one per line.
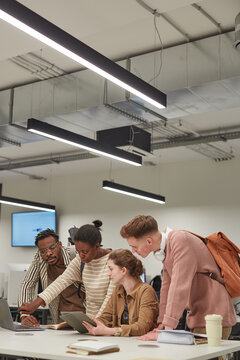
left=114, top=327, right=121, bottom=336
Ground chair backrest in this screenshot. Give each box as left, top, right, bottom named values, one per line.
left=150, top=275, right=162, bottom=301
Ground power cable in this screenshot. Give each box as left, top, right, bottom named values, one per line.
left=148, top=13, right=164, bottom=85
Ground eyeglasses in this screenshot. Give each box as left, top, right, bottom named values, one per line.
left=38, top=243, right=58, bottom=255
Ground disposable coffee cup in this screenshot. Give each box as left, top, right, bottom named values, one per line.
left=205, top=314, right=222, bottom=346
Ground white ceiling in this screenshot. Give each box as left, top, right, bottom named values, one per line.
left=0, top=0, right=240, bottom=181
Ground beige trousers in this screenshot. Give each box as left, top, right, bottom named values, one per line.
left=191, top=326, right=232, bottom=340
left=191, top=327, right=232, bottom=360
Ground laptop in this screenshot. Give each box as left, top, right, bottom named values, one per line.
left=0, top=298, right=45, bottom=332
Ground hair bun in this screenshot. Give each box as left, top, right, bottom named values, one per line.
left=92, top=220, right=103, bottom=229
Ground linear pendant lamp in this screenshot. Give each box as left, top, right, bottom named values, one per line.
left=0, top=0, right=166, bottom=110
left=102, top=180, right=165, bottom=204
left=0, top=195, right=56, bottom=212
left=27, top=119, right=142, bottom=166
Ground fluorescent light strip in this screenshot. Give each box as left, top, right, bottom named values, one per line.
left=103, top=186, right=164, bottom=204
left=0, top=2, right=166, bottom=110
left=27, top=119, right=142, bottom=166
left=0, top=10, right=162, bottom=109
left=29, top=128, right=141, bottom=166
left=102, top=181, right=165, bottom=204
left=0, top=197, right=55, bottom=212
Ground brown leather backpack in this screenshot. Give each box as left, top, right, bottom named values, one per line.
left=189, top=231, right=240, bottom=298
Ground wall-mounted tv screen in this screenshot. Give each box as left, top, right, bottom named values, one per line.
left=11, top=211, right=56, bottom=247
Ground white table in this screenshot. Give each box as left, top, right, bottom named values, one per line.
left=0, top=327, right=240, bottom=360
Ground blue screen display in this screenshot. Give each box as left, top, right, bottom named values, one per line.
left=140, top=271, right=146, bottom=282
left=11, top=211, right=56, bottom=247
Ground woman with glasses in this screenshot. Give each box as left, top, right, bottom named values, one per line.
left=82, top=249, right=159, bottom=336
left=19, top=220, right=115, bottom=319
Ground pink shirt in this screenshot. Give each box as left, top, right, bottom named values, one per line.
left=158, top=230, right=236, bottom=329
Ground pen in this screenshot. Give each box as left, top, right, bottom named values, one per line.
left=11, top=310, right=20, bottom=313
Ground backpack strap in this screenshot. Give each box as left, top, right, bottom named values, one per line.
left=185, top=231, right=226, bottom=287
left=199, top=271, right=226, bottom=286
left=80, top=261, right=85, bottom=273
left=78, top=262, right=85, bottom=297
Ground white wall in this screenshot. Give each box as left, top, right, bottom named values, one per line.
left=0, top=156, right=240, bottom=282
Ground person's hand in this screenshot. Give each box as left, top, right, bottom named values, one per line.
left=137, top=324, right=165, bottom=341
left=21, top=315, right=40, bottom=327
left=82, top=318, right=114, bottom=336
left=18, top=297, right=44, bottom=315
left=137, top=329, right=159, bottom=341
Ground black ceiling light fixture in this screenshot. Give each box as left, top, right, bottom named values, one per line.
left=27, top=118, right=142, bottom=166
left=0, top=195, right=56, bottom=212
left=102, top=180, right=165, bottom=204
left=0, top=0, right=166, bottom=110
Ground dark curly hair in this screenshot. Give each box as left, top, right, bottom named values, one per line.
left=74, top=220, right=103, bottom=247
left=35, top=228, right=59, bottom=246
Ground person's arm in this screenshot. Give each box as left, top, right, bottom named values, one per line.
left=83, top=293, right=121, bottom=336
left=162, top=231, right=198, bottom=329
left=95, top=280, right=115, bottom=317
left=157, top=267, right=170, bottom=325
left=19, top=296, right=45, bottom=314
left=18, top=252, right=42, bottom=325
left=120, top=286, right=159, bottom=336
left=39, top=255, right=82, bottom=306
left=137, top=272, right=170, bottom=341
left=19, top=255, right=82, bottom=314
left=83, top=319, right=117, bottom=336
left=18, top=252, right=41, bottom=307
left=96, top=291, right=114, bottom=327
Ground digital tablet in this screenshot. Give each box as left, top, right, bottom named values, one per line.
left=60, top=311, right=96, bottom=333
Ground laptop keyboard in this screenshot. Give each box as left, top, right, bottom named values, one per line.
left=15, top=324, right=36, bottom=329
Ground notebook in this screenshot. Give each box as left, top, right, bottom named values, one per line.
left=0, top=298, right=45, bottom=332
left=157, top=330, right=207, bottom=345
left=67, top=340, right=120, bottom=355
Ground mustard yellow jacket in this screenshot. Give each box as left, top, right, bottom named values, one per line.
left=97, top=279, right=159, bottom=336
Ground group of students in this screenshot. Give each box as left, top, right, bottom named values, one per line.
left=18, top=215, right=236, bottom=339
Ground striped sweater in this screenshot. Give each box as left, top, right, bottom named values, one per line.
left=18, top=246, right=83, bottom=323
left=39, top=253, right=115, bottom=318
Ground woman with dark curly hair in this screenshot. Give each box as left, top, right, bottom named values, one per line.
left=83, top=248, right=159, bottom=336
left=19, top=220, right=114, bottom=319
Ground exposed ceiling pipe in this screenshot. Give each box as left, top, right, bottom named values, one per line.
left=10, top=57, right=48, bottom=80
left=11, top=55, right=60, bottom=80
left=0, top=150, right=97, bottom=171
left=188, top=143, right=234, bottom=162
left=152, top=129, right=240, bottom=149
left=0, top=24, right=235, bottom=93
left=136, top=0, right=190, bottom=41
left=9, top=169, right=47, bottom=180
left=0, top=126, right=239, bottom=171
left=24, top=53, right=66, bottom=76
left=191, top=3, right=222, bottom=33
